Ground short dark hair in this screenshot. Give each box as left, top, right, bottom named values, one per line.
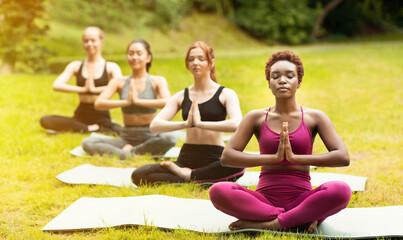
left=265, top=50, right=304, bottom=83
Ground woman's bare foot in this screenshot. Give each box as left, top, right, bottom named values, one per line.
left=229, top=218, right=282, bottom=231
left=87, top=124, right=100, bottom=132
left=308, top=220, right=318, bottom=233
left=122, top=144, right=133, bottom=152
left=160, top=161, right=192, bottom=181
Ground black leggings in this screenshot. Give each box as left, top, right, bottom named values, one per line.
left=131, top=144, right=245, bottom=185
left=40, top=102, right=121, bottom=134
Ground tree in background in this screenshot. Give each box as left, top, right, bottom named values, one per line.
left=310, top=0, right=403, bottom=38
left=311, top=0, right=343, bottom=38
left=0, top=0, right=49, bottom=73
left=227, top=0, right=321, bottom=44
left=189, top=0, right=402, bottom=43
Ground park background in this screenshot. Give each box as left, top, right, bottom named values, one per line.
left=1, top=0, right=402, bottom=239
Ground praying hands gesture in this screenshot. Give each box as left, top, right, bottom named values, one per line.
left=127, top=79, right=139, bottom=104
left=185, top=99, right=202, bottom=128
left=276, top=122, right=295, bottom=163
left=84, top=74, right=97, bottom=93
left=83, top=69, right=107, bottom=94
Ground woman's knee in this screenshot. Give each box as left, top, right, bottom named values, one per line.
left=39, top=115, right=52, bottom=128
left=325, top=181, right=351, bottom=206
left=209, top=182, right=239, bottom=203
left=131, top=166, right=148, bottom=186
left=82, top=137, right=97, bottom=153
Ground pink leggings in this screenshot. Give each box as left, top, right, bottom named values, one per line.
left=209, top=170, right=351, bottom=230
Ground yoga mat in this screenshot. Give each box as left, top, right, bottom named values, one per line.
left=56, top=164, right=366, bottom=191
left=42, top=194, right=403, bottom=239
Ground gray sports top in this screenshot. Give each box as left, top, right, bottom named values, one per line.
left=120, top=74, right=157, bottom=114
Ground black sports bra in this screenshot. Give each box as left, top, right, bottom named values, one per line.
left=76, top=61, right=109, bottom=87
left=182, top=86, right=227, bottom=121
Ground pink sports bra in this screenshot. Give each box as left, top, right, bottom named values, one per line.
left=259, top=106, right=313, bottom=165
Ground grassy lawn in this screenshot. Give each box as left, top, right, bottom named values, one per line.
left=1, top=40, right=402, bottom=239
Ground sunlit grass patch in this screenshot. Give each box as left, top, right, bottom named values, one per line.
left=1, top=41, right=402, bottom=239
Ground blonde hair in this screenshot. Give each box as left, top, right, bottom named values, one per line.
left=82, top=26, right=104, bottom=41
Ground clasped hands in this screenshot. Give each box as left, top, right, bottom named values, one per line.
left=185, top=100, right=201, bottom=128
left=275, top=122, right=296, bottom=163
left=127, top=79, right=139, bottom=104
left=84, top=74, right=98, bottom=93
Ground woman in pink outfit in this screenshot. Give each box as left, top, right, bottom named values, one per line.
left=209, top=50, right=351, bottom=233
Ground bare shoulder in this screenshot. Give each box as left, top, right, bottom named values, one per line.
left=303, top=107, right=331, bottom=126
left=66, top=60, right=82, bottom=71
left=106, top=61, right=121, bottom=71
left=244, top=108, right=267, bottom=122
left=56, top=61, right=81, bottom=77
left=149, top=74, right=168, bottom=85
left=171, top=89, right=185, bottom=101
left=112, top=75, right=128, bottom=89
left=221, top=87, right=238, bottom=98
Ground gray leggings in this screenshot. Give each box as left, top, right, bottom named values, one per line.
left=82, top=126, right=177, bottom=159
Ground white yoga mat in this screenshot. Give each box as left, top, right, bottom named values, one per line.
left=42, top=194, right=403, bottom=239
left=56, top=164, right=366, bottom=191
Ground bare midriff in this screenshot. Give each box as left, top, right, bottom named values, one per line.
left=185, top=128, right=224, bottom=147
left=123, top=113, right=157, bottom=126
left=79, top=93, right=99, bottom=104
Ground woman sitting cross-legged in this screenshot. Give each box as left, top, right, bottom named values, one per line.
left=82, top=39, right=177, bottom=160
left=209, top=50, right=351, bottom=233
left=131, top=41, right=245, bottom=185
left=40, top=26, right=122, bottom=134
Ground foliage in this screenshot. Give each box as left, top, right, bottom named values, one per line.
left=313, top=0, right=403, bottom=38
left=227, top=0, right=321, bottom=44
left=1, top=41, right=402, bottom=239
left=145, top=0, right=191, bottom=30
left=47, top=0, right=192, bottom=32
left=0, top=0, right=50, bottom=73
left=47, top=0, right=150, bottom=32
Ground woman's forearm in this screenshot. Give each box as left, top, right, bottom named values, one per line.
left=133, top=98, right=168, bottom=109
left=94, top=99, right=130, bottom=110
left=90, top=86, right=107, bottom=94
left=291, top=150, right=350, bottom=167
left=53, top=83, right=87, bottom=93
left=195, top=119, right=240, bottom=132
left=221, top=148, right=280, bottom=168
left=150, top=119, right=188, bottom=133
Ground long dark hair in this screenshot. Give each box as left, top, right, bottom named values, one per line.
left=126, top=39, right=153, bottom=72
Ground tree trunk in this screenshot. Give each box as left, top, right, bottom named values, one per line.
left=311, top=0, right=344, bottom=38
left=0, top=56, right=15, bottom=74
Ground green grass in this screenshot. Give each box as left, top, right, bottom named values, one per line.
left=1, top=40, right=402, bottom=239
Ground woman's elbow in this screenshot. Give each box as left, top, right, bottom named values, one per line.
left=339, top=152, right=350, bottom=166
left=94, top=100, right=106, bottom=110
left=52, top=83, right=61, bottom=91
left=220, top=149, right=232, bottom=167
left=342, top=155, right=350, bottom=166
left=149, top=120, right=158, bottom=133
